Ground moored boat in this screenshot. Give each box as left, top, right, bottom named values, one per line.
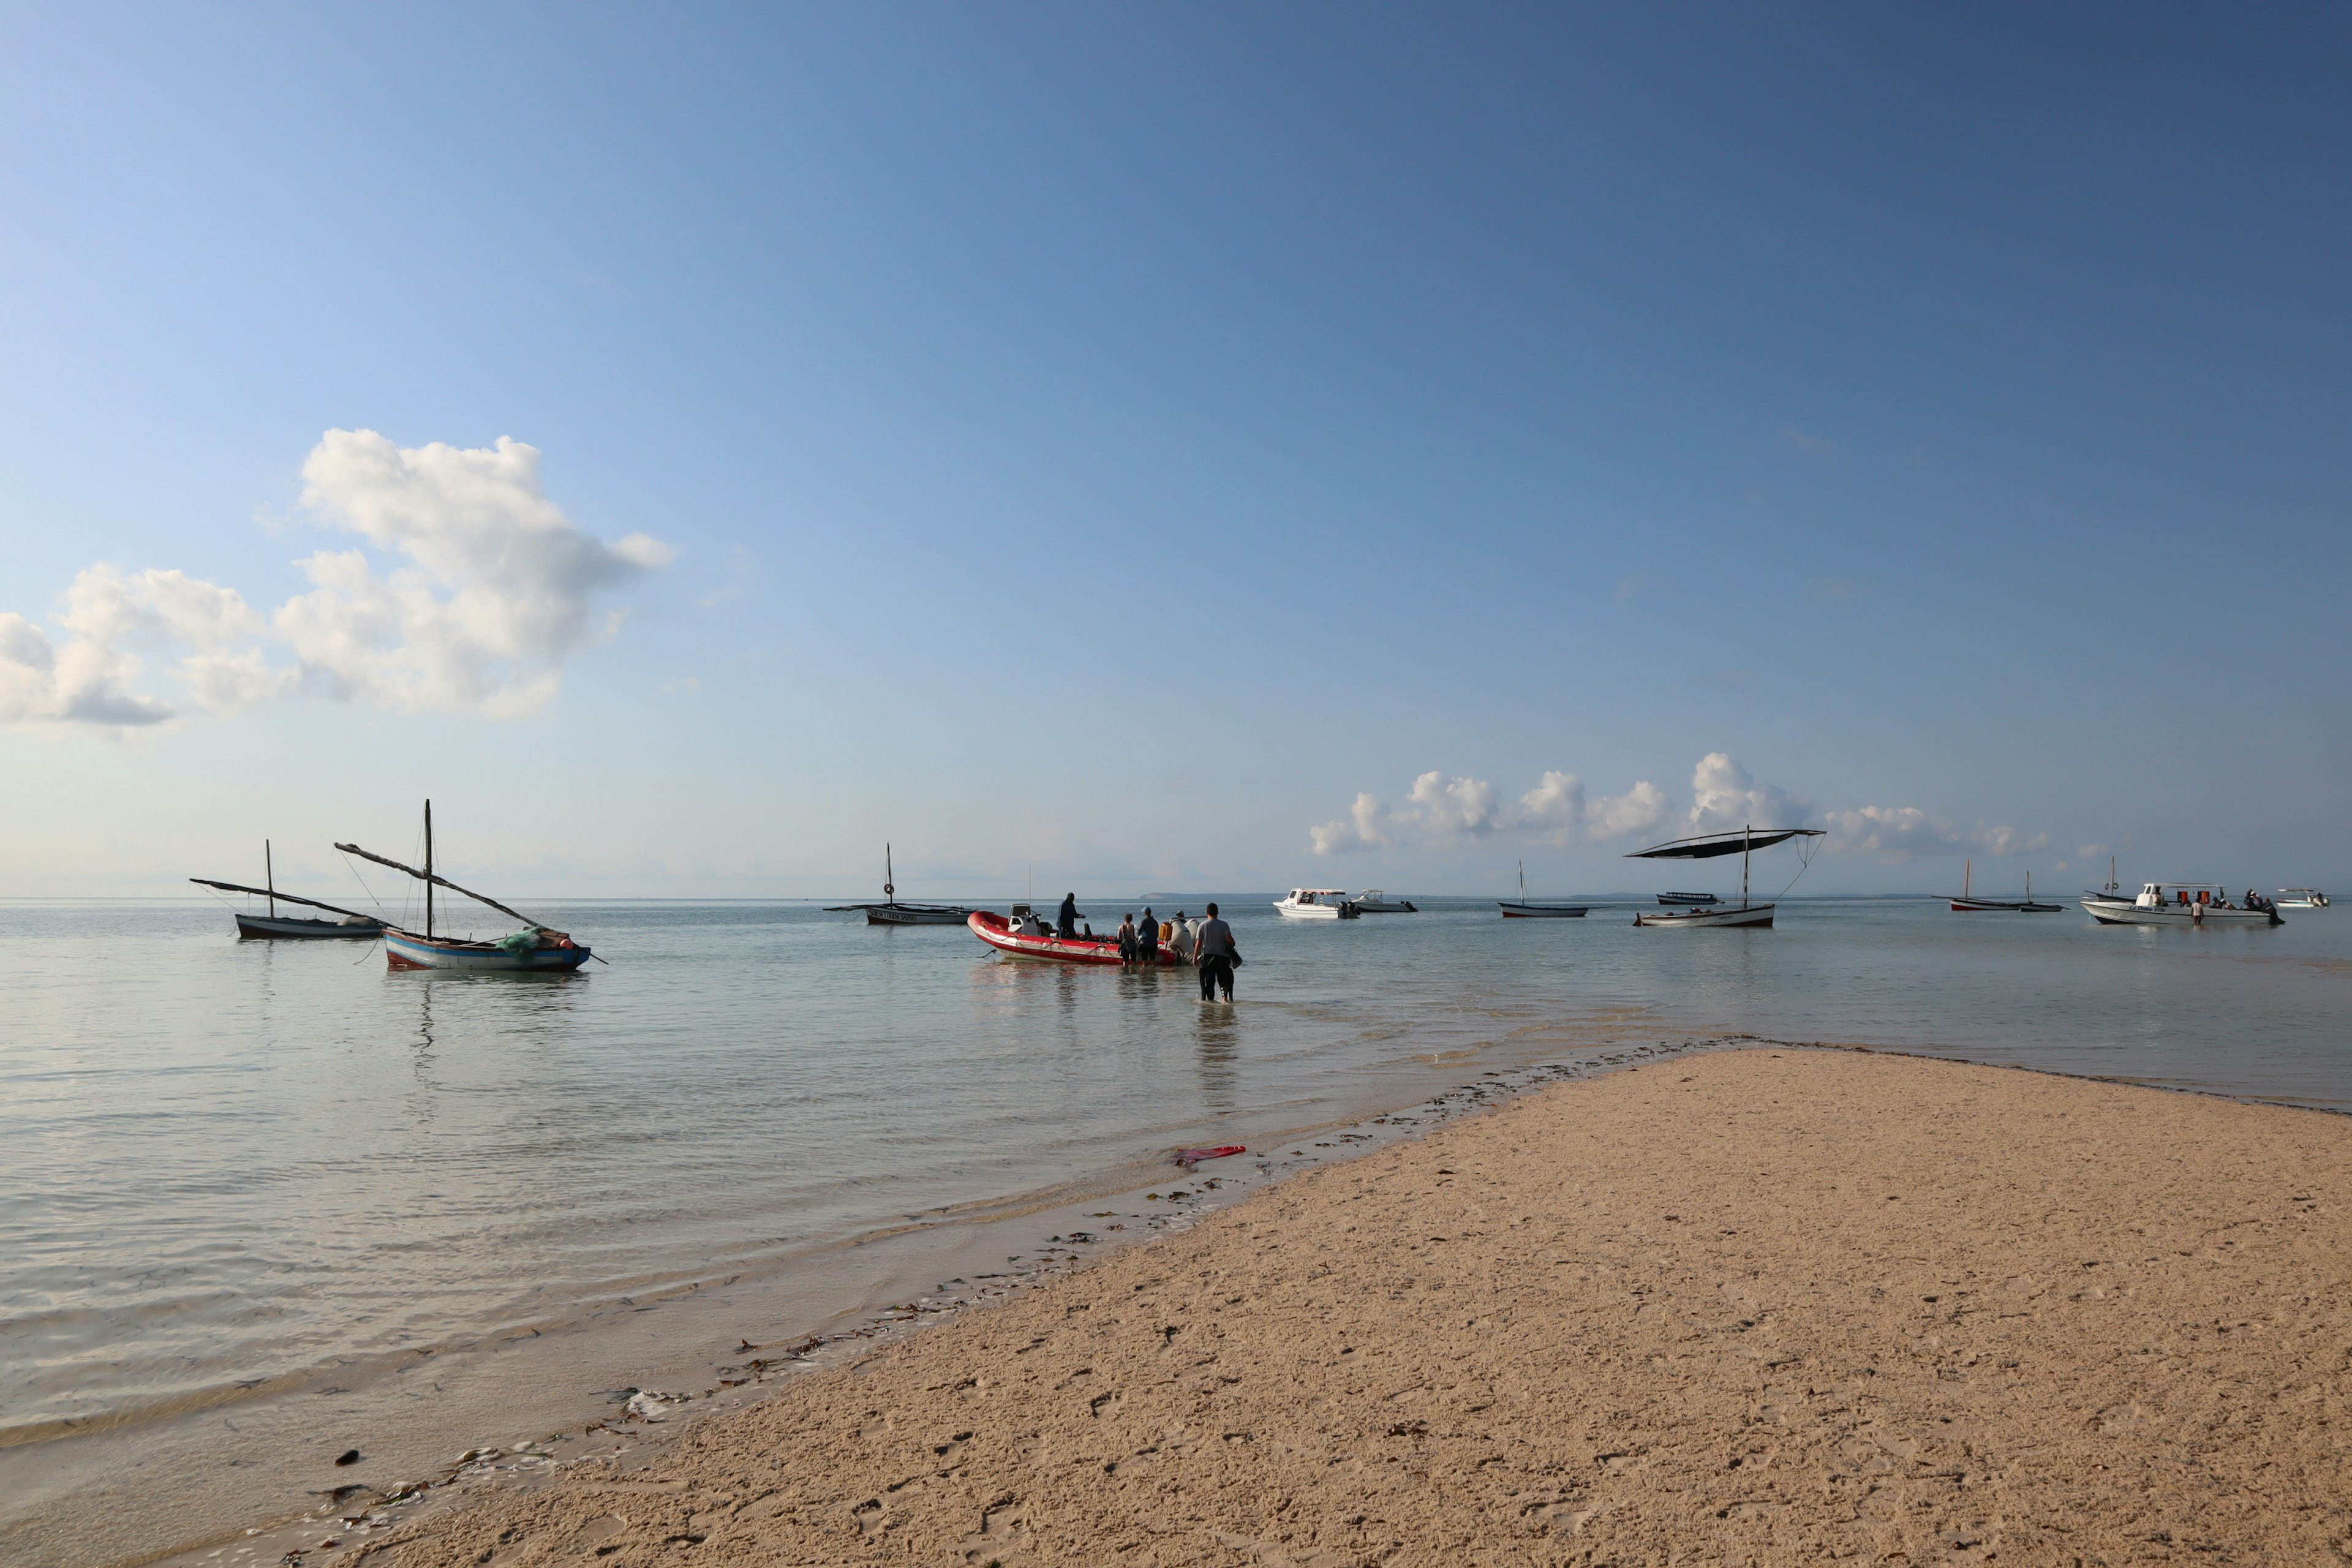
left=2081, top=882, right=2283, bottom=927
left=336, top=802, right=594, bottom=971
left=1275, top=889, right=1358, bottom=919
left=825, top=844, right=974, bottom=925
left=1349, top=889, right=1418, bottom=913
left=2279, top=888, right=2331, bottom=909
left=968, top=910, right=1178, bottom=965
left=1499, top=860, right=1588, bottom=918
left=1950, top=862, right=2062, bottom=913
left=1629, top=825, right=1823, bottom=929
left=1657, top=891, right=1719, bottom=907
left=190, top=840, right=385, bottom=939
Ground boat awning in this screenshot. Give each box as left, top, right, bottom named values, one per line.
left=1625, top=828, right=1825, bottom=860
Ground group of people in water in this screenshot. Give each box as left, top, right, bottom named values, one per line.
left=1031, top=892, right=1242, bottom=1000
left=2183, top=888, right=2275, bottom=913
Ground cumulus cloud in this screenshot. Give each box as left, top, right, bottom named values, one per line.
left=1310, top=767, right=1673, bottom=854
left=0, top=431, right=669, bottom=727
left=1310, top=753, right=2046, bottom=867
left=1823, top=805, right=2048, bottom=863
left=1687, top=752, right=1806, bottom=832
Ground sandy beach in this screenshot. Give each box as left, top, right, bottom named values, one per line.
left=324, top=1047, right=2351, bottom=1564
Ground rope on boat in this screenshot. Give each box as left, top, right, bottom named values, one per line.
left=1771, top=832, right=1824, bottom=901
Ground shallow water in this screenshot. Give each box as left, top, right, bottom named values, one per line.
left=2, top=893, right=2347, bottom=1562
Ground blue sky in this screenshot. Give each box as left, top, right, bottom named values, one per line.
left=3, top=2, right=2346, bottom=898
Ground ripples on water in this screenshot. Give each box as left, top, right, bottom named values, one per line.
left=1, top=893, right=2346, bottom=1559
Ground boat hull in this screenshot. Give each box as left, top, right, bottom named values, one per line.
left=968, top=911, right=1178, bottom=965
left=1498, top=903, right=1589, bottom=918
left=235, top=913, right=384, bottom=940
left=1635, top=903, right=1776, bottom=929
left=864, top=903, right=973, bottom=925
left=1351, top=900, right=1417, bottom=913
left=383, top=929, right=594, bottom=971
left=1274, top=903, right=1355, bottom=919
left=1657, top=892, right=1719, bottom=906
left=2080, top=899, right=2282, bottom=927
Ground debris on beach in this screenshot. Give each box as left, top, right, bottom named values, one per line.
left=1173, top=1144, right=1246, bottom=1166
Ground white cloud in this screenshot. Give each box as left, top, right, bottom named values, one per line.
left=1824, top=805, right=2049, bottom=863
left=1311, top=767, right=1673, bottom=854
left=0, top=431, right=670, bottom=728
left=1586, top=780, right=1670, bottom=841
left=1688, top=752, right=1805, bottom=832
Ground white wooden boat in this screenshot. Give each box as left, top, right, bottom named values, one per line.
left=1275, top=889, right=1358, bottom=919
left=1629, top=825, right=1823, bottom=929
left=825, top=845, right=973, bottom=925
left=2081, top=882, right=2283, bottom=927
left=2279, top=889, right=2331, bottom=908
left=337, top=802, right=594, bottom=971
left=190, top=841, right=385, bottom=939
left=1349, top=889, right=1418, bottom=913
left=1498, top=861, right=1586, bottom=918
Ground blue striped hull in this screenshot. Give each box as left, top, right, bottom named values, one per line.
left=383, top=930, right=592, bottom=971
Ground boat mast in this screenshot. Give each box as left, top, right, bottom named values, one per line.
left=1742, top=824, right=1752, bottom=908
left=1963, top=858, right=1970, bottom=900
left=265, top=839, right=276, bottom=919
left=424, top=799, right=434, bottom=940
left=884, top=843, right=894, bottom=903
left=1518, top=859, right=1526, bottom=900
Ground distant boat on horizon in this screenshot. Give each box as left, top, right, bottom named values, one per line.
left=826, top=845, right=974, bottom=925
left=1498, top=861, right=1588, bottom=918
left=189, top=840, right=384, bottom=940
left=1950, top=860, right=2062, bottom=913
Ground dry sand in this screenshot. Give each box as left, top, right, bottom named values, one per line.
left=351, top=1048, right=2352, bottom=1566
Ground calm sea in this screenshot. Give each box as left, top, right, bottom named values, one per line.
left=4, top=892, right=2348, bottom=1565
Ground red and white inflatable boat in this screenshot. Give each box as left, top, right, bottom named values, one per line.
left=967, top=910, right=1180, bottom=965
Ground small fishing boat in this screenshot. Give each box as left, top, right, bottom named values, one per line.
left=336, top=802, right=594, bottom=971
left=1349, top=889, right=1418, bottom=913
left=1275, top=889, right=1359, bottom=919
left=1656, top=892, right=1719, bottom=907
left=1630, top=825, right=1823, bottom=929
left=2081, top=881, right=2283, bottom=927
left=1950, top=861, right=2062, bottom=913
left=825, top=845, right=974, bottom=925
left=968, top=910, right=1179, bottom=964
left=2278, top=889, right=2331, bottom=909
left=1498, top=860, right=1588, bottom=918
left=190, top=840, right=384, bottom=939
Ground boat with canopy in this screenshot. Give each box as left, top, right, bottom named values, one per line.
left=190, top=839, right=384, bottom=939
left=1498, top=860, right=1588, bottom=918
left=2080, top=880, right=2283, bottom=927
left=336, top=802, right=594, bottom=971
left=1629, top=825, right=1823, bottom=928
left=825, top=844, right=974, bottom=925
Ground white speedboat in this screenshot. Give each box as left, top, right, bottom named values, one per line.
left=1349, top=889, right=1418, bottom=913
left=1275, top=888, right=1358, bottom=919
left=1628, top=824, right=1824, bottom=930
left=2082, top=882, right=2283, bottom=927
left=2279, top=889, right=2331, bottom=909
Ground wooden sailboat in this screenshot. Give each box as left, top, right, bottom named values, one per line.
left=336, top=802, right=592, bottom=971
left=824, top=844, right=974, bottom=925
left=1630, top=825, right=1823, bottom=928
left=1498, top=859, right=1588, bottom=918
left=190, top=839, right=385, bottom=939
left=1950, top=860, right=2062, bottom=913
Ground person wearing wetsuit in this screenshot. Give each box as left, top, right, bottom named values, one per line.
left=1194, top=902, right=1238, bottom=1001
left=1058, top=892, right=1080, bottom=940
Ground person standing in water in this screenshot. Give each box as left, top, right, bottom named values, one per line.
left=1194, top=901, right=1238, bottom=1001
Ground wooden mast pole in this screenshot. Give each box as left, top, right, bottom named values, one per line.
left=424, top=799, right=434, bottom=939
left=265, top=839, right=276, bottom=919
left=1743, top=824, right=1751, bottom=908
left=885, top=843, right=894, bottom=902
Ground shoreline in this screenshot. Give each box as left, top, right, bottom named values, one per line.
left=146, top=1042, right=2352, bottom=1566
left=34, top=1038, right=1716, bottom=1568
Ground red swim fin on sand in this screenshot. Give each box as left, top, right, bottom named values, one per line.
left=1173, top=1145, right=1246, bottom=1166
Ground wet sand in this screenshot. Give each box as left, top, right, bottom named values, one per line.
left=345, top=1047, right=2352, bottom=1564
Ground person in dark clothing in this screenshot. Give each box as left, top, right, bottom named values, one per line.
left=1057, top=892, right=1080, bottom=940
left=1137, top=907, right=1156, bottom=960
left=1117, top=914, right=1136, bottom=962
left=1194, top=900, right=1238, bottom=1001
